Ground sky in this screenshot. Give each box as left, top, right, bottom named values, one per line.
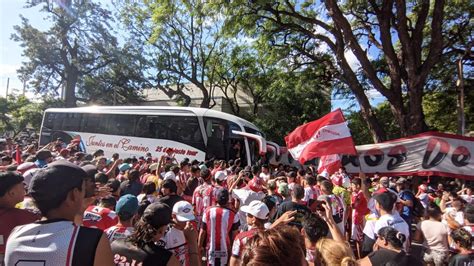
left=0, top=1, right=386, bottom=110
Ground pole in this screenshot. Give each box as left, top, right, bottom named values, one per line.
left=5, top=77, right=9, bottom=97
left=457, top=56, right=465, bottom=136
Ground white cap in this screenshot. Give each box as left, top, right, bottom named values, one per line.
left=172, top=201, right=196, bottom=222
left=164, top=171, right=177, bottom=182
left=23, top=168, right=41, bottom=189
left=240, top=200, right=269, bottom=220
left=214, top=170, right=227, bottom=182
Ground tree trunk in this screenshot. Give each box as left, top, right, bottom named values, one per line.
left=64, top=66, right=78, bottom=107
left=406, top=82, right=428, bottom=135
left=200, top=86, right=210, bottom=108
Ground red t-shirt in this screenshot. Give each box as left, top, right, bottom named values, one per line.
left=351, top=190, right=369, bottom=224
left=82, top=205, right=118, bottom=230
left=0, top=207, right=40, bottom=254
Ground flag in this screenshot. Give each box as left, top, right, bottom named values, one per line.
left=318, top=154, right=342, bottom=176
left=15, top=145, right=22, bottom=164
left=285, top=109, right=357, bottom=164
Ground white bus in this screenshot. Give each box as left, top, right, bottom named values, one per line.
left=39, top=106, right=268, bottom=165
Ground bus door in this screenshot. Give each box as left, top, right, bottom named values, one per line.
left=231, top=131, right=267, bottom=166
left=203, top=118, right=247, bottom=163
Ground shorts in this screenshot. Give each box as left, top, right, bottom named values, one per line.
left=423, top=249, right=449, bottom=266
left=351, top=222, right=364, bottom=242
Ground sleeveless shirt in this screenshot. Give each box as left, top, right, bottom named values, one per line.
left=5, top=219, right=102, bottom=266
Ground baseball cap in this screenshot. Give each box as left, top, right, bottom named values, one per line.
left=172, top=201, right=196, bottom=222
left=116, top=194, right=139, bottom=217
left=0, top=171, right=24, bottom=197
left=240, top=200, right=269, bottom=220
left=36, top=150, right=53, bottom=161
left=142, top=202, right=172, bottom=229
left=149, top=163, right=159, bottom=171
left=278, top=182, right=289, bottom=195
left=380, top=176, right=390, bottom=188
left=29, top=160, right=86, bottom=202
left=164, top=171, right=176, bottom=181
left=396, top=177, right=407, bottom=184
left=81, top=164, right=98, bottom=181
left=22, top=168, right=41, bottom=190
left=118, top=163, right=132, bottom=172
left=373, top=192, right=397, bottom=211
left=214, top=170, right=227, bottom=182
left=17, top=162, right=37, bottom=174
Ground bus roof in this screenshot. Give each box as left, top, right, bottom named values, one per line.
left=45, top=106, right=262, bottom=133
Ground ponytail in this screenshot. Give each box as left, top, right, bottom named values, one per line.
left=341, top=256, right=357, bottom=266
left=378, top=226, right=405, bottom=249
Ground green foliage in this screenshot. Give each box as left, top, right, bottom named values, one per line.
left=0, top=95, right=49, bottom=136
left=249, top=66, right=332, bottom=145
left=347, top=102, right=401, bottom=145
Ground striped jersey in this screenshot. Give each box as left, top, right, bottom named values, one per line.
left=192, top=183, right=216, bottom=217
left=105, top=225, right=134, bottom=243
left=231, top=228, right=258, bottom=259
left=5, top=219, right=102, bottom=266
left=82, top=205, right=118, bottom=230
left=202, top=207, right=240, bottom=265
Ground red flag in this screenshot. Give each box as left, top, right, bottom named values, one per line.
left=15, top=145, right=22, bottom=164
left=318, top=154, right=342, bottom=176
left=285, top=109, right=356, bottom=164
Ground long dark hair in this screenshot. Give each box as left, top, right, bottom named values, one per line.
left=378, top=226, right=406, bottom=250
left=128, top=219, right=158, bottom=248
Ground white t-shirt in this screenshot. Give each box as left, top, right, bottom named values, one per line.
left=374, top=212, right=410, bottom=250
left=418, top=193, right=429, bottom=208
left=259, top=173, right=271, bottom=182
left=443, top=207, right=465, bottom=226
left=460, top=194, right=473, bottom=204
left=417, top=220, right=449, bottom=252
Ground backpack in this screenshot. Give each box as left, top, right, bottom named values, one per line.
left=401, top=190, right=425, bottom=217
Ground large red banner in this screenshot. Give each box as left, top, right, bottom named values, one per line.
left=343, top=132, right=474, bottom=180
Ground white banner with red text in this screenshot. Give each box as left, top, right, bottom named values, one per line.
left=342, top=132, right=474, bottom=180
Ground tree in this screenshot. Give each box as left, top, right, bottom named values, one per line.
left=0, top=95, right=45, bottom=137
left=250, top=66, right=332, bottom=145
left=11, top=0, right=121, bottom=107
left=215, top=0, right=473, bottom=142
left=119, top=0, right=227, bottom=108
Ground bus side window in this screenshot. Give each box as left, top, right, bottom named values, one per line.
left=62, top=113, right=82, bottom=131
left=106, top=114, right=137, bottom=136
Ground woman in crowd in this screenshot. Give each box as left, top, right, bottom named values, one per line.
left=414, top=202, right=450, bottom=265
left=241, top=225, right=306, bottom=266
left=110, top=202, right=180, bottom=266
left=359, top=226, right=423, bottom=266
left=314, top=238, right=357, bottom=266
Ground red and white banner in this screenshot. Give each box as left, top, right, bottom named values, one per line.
left=285, top=109, right=357, bottom=164
left=318, top=154, right=342, bottom=176
left=343, top=132, right=474, bottom=180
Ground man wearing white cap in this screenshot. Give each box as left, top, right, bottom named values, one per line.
left=229, top=200, right=269, bottom=266
left=160, top=201, right=199, bottom=266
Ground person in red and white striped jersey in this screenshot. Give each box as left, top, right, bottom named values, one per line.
left=198, top=188, right=240, bottom=266
left=105, top=194, right=139, bottom=243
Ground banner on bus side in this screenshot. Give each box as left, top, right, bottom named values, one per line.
left=66, top=131, right=206, bottom=161
left=343, top=132, right=474, bottom=180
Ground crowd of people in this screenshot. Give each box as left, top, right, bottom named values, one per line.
left=0, top=137, right=473, bottom=265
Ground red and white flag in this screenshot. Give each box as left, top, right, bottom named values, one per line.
left=284, top=109, right=357, bottom=164
left=318, top=154, right=341, bottom=176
